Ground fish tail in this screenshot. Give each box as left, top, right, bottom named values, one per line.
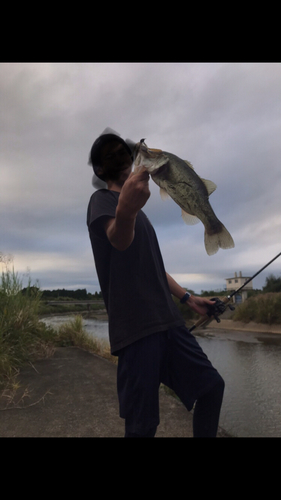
left=204, top=222, right=235, bottom=256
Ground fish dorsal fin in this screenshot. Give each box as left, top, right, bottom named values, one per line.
left=159, top=187, right=170, bottom=200
left=184, top=160, right=194, bottom=169
left=201, top=178, right=217, bottom=195
left=181, top=209, right=200, bottom=225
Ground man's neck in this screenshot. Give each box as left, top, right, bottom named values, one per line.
left=107, top=180, right=123, bottom=192
left=107, top=168, right=132, bottom=192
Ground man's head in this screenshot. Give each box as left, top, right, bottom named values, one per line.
left=89, top=132, right=133, bottom=183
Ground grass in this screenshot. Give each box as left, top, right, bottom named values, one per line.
left=0, top=267, right=56, bottom=384
left=232, top=292, right=281, bottom=324
left=53, top=314, right=116, bottom=363
left=0, top=264, right=115, bottom=391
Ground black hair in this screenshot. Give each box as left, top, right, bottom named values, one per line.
left=88, top=134, right=132, bottom=179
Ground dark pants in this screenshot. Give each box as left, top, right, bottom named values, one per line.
left=117, top=326, right=224, bottom=438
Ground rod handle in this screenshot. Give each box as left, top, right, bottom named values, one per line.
left=189, top=295, right=231, bottom=332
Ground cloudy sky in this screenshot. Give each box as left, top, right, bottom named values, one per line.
left=1, top=62, right=281, bottom=294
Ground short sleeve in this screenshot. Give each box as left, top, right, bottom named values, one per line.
left=87, top=190, right=118, bottom=232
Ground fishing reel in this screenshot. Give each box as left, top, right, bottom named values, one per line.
left=207, top=297, right=235, bottom=323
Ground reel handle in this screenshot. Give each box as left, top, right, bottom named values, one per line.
left=189, top=296, right=235, bottom=332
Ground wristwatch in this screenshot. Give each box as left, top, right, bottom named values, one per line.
left=180, top=291, right=191, bottom=304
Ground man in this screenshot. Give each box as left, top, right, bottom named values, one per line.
left=87, top=128, right=225, bottom=437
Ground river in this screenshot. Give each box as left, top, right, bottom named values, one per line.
left=42, top=315, right=281, bottom=437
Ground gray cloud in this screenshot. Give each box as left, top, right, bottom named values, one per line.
left=1, top=62, right=281, bottom=293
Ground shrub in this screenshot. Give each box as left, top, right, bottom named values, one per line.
left=232, top=293, right=281, bottom=324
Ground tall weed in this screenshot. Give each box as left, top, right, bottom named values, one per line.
left=232, top=293, right=281, bottom=324
left=0, top=266, right=56, bottom=384
left=56, top=315, right=116, bottom=364
left=0, top=258, right=116, bottom=391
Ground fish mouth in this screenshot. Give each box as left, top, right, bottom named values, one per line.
left=139, top=141, right=162, bottom=157
left=148, top=147, right=163, bottom=153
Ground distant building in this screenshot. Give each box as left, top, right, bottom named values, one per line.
left=225, top=271, right=253, bottom=303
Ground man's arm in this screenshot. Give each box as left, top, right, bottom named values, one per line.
left=166, top=272, right=187, bottom=299
left=104, top=211, right=136, bottom=251
left=104, top=170, right=150, bottom=251
left=166, top=272, right=214, bottom=316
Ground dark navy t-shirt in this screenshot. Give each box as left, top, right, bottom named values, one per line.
left=87, top=189, right=184, bottom=354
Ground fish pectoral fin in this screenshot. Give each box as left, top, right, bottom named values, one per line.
left=181, top=209, right=200, bottom=225
left=159, top=187, right=170, bottom=201
left=201, top=178, right=217, bottom=195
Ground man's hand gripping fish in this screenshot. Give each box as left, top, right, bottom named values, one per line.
left=133, top=139, right=234, bottom=256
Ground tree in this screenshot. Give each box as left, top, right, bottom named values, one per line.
left=263, top=274, right=281, bottom=293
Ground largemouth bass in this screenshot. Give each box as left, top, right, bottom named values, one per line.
left=133, top=140, right=234, bottom=256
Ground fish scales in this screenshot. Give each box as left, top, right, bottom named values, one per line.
left=133, top=141, right=235, bottom=256
left=153, top=151, right=222, bottom=232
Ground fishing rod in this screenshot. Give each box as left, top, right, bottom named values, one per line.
left=189, top=251, right=281, bottom=333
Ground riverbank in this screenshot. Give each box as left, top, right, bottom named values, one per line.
left=206, top=318, right=281, bottom=335
left=0, top=346, right=230, bottom=437
left=6, top=310, right=281, bottom=437
left=38, top=302, right=106, bottom=317
left=44, top=312, right=281, bottom=335
left=37, top=314, right=281, bottom=437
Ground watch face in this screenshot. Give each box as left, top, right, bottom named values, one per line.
left=180, top=292, right=190, bottom=303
